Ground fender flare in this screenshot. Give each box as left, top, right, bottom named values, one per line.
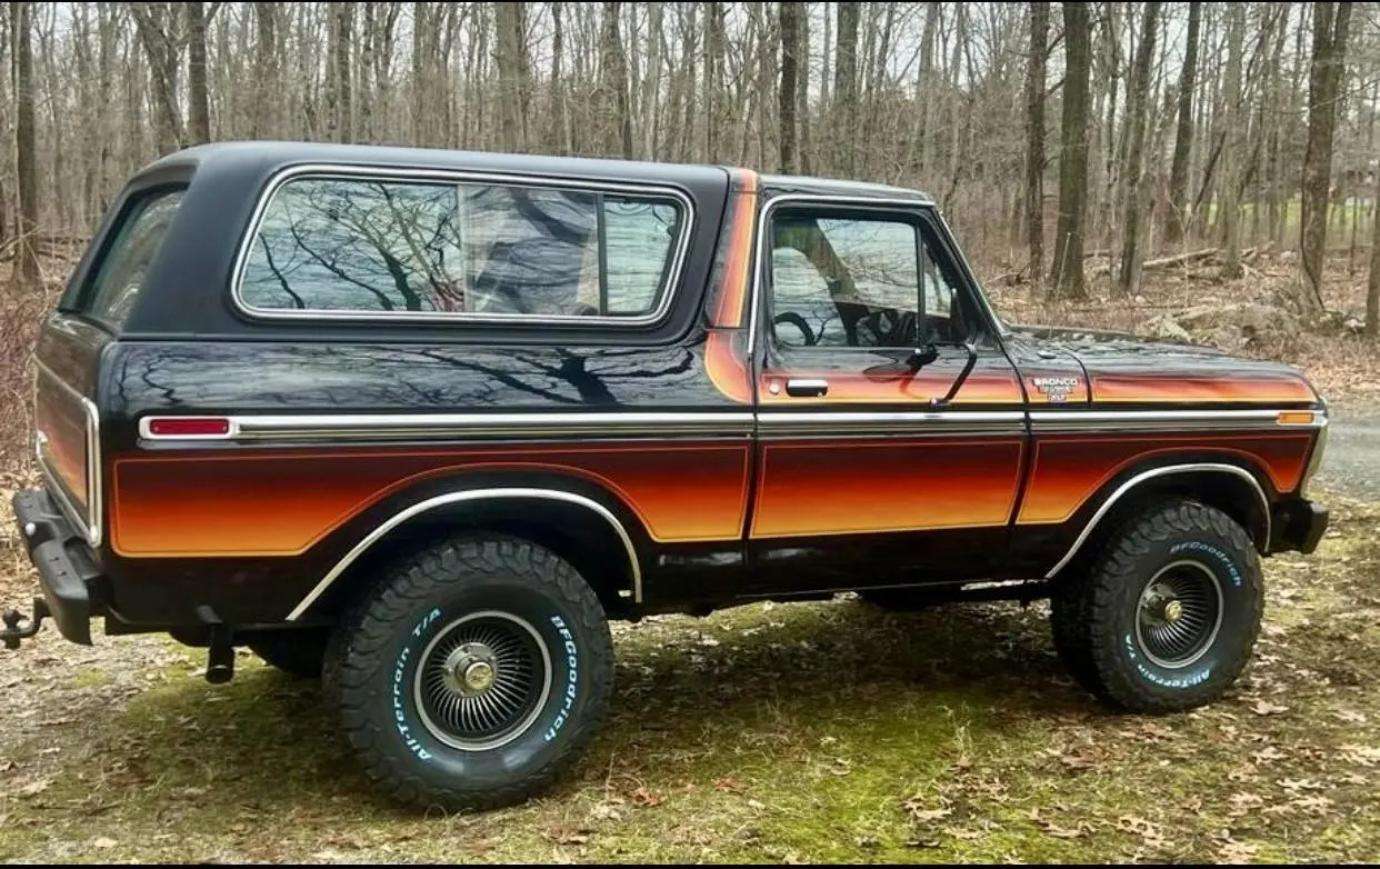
left=285, top=488, right=642, bottom=620
left=1044, top=462, right=1271, bottom=580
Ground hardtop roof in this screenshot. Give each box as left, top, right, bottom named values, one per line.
left=135, top=141, right=934, bottom=203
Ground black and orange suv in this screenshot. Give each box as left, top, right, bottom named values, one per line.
left=4, top=143, right=1329, bottom=809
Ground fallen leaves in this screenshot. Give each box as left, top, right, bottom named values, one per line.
left=1252, top=700, right=1290, bottom=716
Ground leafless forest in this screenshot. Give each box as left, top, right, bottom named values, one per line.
left=1, top=2, right=1379, bottom=331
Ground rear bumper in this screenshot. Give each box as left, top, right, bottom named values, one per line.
left=10, top=488, right=104, bottom=645
left=1270, top=498, right=1329, bottom=555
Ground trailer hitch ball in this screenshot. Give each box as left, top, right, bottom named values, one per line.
left=1, top=598, right=49, bottom=650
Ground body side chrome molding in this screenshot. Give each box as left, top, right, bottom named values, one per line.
left=286, top=488, right=643, bottom=621
left=1030, top=408, right=1327, bottom=434
left=758, top=410, right=1025, bottom=438
left=1043, top=463, right=1271, bottom=580
left=140, top=411, right=756, bottom=443
left=138, top=407, right=1325, bottom=444
left=229, top=163, right=696, bottom=327
left=34, top=361, right=102, bottom=547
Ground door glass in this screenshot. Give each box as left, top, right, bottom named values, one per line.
left=769, top=209, right=968, bottom=349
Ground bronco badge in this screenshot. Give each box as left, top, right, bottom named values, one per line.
left=1031, top=376, right=1080, bottom=402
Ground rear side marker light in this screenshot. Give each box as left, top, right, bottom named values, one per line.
left=141, top=417, right=233, bottom=438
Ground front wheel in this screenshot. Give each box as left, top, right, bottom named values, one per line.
left=1051, top=499, right=1264, bottom=712
left=324, top=534, right=614, bottom=810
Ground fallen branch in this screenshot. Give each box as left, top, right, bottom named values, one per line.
left=1089, top=248, right=1220, bottom=278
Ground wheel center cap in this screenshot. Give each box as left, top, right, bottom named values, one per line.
left=463, top=660, right=495, bottom=692
left=1163, top=599, right=1183, bottom=623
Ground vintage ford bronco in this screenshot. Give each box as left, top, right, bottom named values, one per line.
left=5, top=143, right=1328, bottom=809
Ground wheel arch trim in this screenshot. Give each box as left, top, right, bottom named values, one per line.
left=1043, top=462, right=1271, bottom=580
left=285, top=488, right=643, bottom=621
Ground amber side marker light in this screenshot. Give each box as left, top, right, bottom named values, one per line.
left=146, top=417, right=232, bottom=437
left=1276, top=411, right=1317, bottom=426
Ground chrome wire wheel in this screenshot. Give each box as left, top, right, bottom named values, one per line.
left=413, top=611, right=552, bottom=751
left=1134, top=560, right=1224, bottom=669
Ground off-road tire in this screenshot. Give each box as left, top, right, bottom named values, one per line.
left=323, top=534, right=614, bottom=811
left=245, top=629, right=331, bottom=678
left=1050, top=499, right=1264, bottom=712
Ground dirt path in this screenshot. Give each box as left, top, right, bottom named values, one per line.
left=1314, top=401, right=1380, bottom=500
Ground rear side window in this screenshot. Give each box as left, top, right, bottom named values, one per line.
left=83, top=190, right=184, bottom=325
left=238, top=176, right=687, bottom=320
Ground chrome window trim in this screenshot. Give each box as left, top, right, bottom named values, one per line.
left=1044, top=463, right=1270, bottom=580
left=286, top=488, right=643, bottom=621
left=34, top=361, right=102, bottom=548
left=229, top=163, right=696, bottom=326
left=140, top=411, right=755, bottom=444
left=746, top=193, right=1004, bottom=358
left=1030, top=408, right=1328, bottom=433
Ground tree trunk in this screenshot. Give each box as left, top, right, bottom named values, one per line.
left=185, top=2, right=210, bottom=144
left=796, top=5, right=812, bottom=175
left=1050, top=1, right=1092, bottom=300
left=495, top=2, right=525, bottom=151
left=778, top=1, right=801, bottom=173
left=600, top=1, right=633, bottom=159
left=1165, top=1, right=1200, bottom=245
left=11, top=0, right=42, bottom=286
left=1368, top=167, right=1380, bottom=339
left=834, top=2, right=859, bottom=173
left=1299, top=2, right=1353, bottom=312
left=1217, top=4, right=1245, bottom=280
left=1023, top=2, right=1049, bottom=289
left=333, top=3, right=354, bottom=143
left=131, top=2, right=184, bottom=155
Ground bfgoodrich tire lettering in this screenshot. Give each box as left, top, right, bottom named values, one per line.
left=1051, top=499, right=1264, bottom=712
left=324, top=534, right=614, bottom=810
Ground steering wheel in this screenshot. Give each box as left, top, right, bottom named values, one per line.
left=772, top=312, right=817, bottom=347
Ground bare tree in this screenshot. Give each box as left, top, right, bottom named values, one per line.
left=1023, top=1, right=1049, bottom=288
left=1298, top=1, right=1352, bottom=312
left=11, top=0, right=41, bottom=286
left=186, top=2, right=210, bottom=144
left=1217, top=3, right=1246, bottom=279
left=834, top=2, right=859, bottom=173
left=130, top=2, right=184, bottom=154
left=1115, top=2, right=1161, bottom=297
left=600, top=2, right=633, bottom=159
left=495, top=2, right=526, bottom=151
left=778, top=1, right=801, bottom=174
left=1166, top=1, right=1201, bottom=245
left=1050, top=1, right=1092, bottom=300
left=1369, top=167, right=1380, bottom=340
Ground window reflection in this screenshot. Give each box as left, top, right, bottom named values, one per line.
left=241, top=177, right=682, bottom=318
left=769, top=211, right=966, bottom=349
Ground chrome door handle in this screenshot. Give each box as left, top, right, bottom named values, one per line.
left=785, top=378, right=829, bottom=397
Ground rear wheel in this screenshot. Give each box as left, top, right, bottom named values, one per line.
left=324, top=534, right=614, bottom=811
left=1051, top=499, right=1263, bottom=712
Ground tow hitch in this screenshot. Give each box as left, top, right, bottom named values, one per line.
left=1, top=597, right=50, bottom=650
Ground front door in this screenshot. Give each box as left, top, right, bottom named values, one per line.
left=746, top=198, right=1027, bottom=594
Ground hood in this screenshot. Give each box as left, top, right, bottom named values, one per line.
left=1008, top=325, right=1320, bottom=408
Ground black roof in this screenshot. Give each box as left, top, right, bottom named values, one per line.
left=137, top=141, right=934, bottom=203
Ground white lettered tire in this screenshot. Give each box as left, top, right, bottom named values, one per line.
left=324, top=534, right=614, bottom=810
